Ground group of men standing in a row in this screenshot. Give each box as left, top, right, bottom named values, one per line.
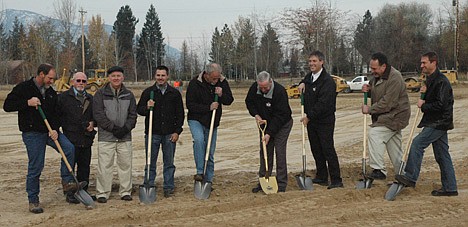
left=3, top=49, right=457, bottom=214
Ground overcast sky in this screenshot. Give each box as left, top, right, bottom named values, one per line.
left=1, top=0, right=449, bottom=48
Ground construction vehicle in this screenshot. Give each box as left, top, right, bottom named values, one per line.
left=404, top=70, right=458, bottom=92
left=285, top=75, right=350, bottom=98
left=54, top=68, right=108, bottom=94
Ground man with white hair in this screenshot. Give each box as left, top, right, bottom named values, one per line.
left=57, top=72, right=97, bottom=201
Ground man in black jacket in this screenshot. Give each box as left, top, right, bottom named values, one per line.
left=3, top=64, right=77, bottom=213
left=298, top=50, right=343, bottom=189
left=137, top=65, right=184, bottom=198
left=57, top=72, right=96, bottom=199
left=186, top=63, right=234, bottom=183
left=396, top=51, right=458, bottom=196
left=245, top=71, right=293, bottom=193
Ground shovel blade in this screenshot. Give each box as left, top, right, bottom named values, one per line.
left=385, top=183, right=405, bottom=201
left=194, top=181, right=212, bottom=200
left=259, top=176, right=278, bottom=194
left=139, top=185, right=157, bottom=204
left=295, top=175, right=313, bottom=191
left=73, top=181, right=95, bottom=209
left=356, top=178, right=373, bottom=189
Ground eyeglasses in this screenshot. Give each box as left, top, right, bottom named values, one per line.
left=75, top=79, right=87, bottom=83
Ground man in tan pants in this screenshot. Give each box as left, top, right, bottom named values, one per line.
left=93, top=66, right=137, bottom=203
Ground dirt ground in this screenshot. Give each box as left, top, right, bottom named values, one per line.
left=1, top=83, right=468, bottom=226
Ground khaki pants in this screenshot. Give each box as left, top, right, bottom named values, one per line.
left=96, top=141, right=133, bottom=199
left=368, top=126, right=403, bottom=176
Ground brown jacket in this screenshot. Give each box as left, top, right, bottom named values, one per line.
left=369, top=66, right=410, bottom=131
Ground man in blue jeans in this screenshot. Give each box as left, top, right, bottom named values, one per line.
left=3, top=64, right=77, bottom=213
left=186, top=63, right=233, bottom=184
left=137, top=65, right=184, bottom=198
left=396, top=51, right=458, bottom=196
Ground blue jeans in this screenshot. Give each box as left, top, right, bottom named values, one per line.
left=188, top=120, right=217, bottom=182
left=144, top=134, right=176, bottom=190
left=22, top=131, right=75, bottom=203
left=404, top=127, right=457, bottom=191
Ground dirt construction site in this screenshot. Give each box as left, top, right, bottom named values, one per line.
left=0, top=83, right=468, bottom=226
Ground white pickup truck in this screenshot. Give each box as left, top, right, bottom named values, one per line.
left=344, top=75, right=370, bottom=93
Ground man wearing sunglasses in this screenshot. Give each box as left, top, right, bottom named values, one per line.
left=57, top=72, right=97, bottom=202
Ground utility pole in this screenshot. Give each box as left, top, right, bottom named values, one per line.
left=455, top=0, right=460, bottom=72
left=79, top=8, right=87, bottom=72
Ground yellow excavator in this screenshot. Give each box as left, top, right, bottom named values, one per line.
left=286, top=75, right=351, bottom=98
left=54, top=68, right=108, bottom=95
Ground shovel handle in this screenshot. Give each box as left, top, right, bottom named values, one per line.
left=146, top=90, right=155, bottom=183
left=203, top=94, right=218, bottom=175
left=38, top=106, right=75, bottom=174
left=401, top=92, right=425, bottom=163
left=363, top=92, right=368, bottom=105
left=149, top=90, right=154, bottom=111
left=257, top=121, right=270, bottom=178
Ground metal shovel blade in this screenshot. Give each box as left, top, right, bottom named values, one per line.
left=295, top=175, right=313, bottom=191
left=139, top=185, right=157, bottom=204
left=74, top=182, right=95, bottom=209
left=259, top=176, right=278, bottom=194
left=385, top=183, right=405, bottom=201
left=356, top=176, right=373, bottom=189
left=194, top=181, right=212, bottom=200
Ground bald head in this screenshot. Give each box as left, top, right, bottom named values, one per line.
left=72, top=72, right=88, bottom=92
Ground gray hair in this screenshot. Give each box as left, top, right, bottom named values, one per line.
left=256, top=71, right=271, bottom=82
left=72, top=72, right=87, bottom=80
left=205, top=63, right=222, bottom=74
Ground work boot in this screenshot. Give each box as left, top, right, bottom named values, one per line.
left=62, top=181, right=78, bottom=195
left=66, top=193, right=80, bottom=204
left=193, top=174, right=203, bottom=182
left=29, top=202, right=44, bottom=214
left=368, top=169, right=386, bottom=180
left=164, top=189, right=174, bottom=198
left=252, top=184, right=262, bottom=193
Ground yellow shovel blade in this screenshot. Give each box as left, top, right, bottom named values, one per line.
left=259, top=176, right=278, bottom=194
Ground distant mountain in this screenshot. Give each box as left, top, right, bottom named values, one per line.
left=1, top=9, right=180, bottom=58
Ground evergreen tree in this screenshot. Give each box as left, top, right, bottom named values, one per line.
left=136, top=4, right=164, bottom=80
left=209, top=24, right=235, bottom=78
left=114, top=5, right=138, bottom=80
left=8, top=17, right=26, bottom=60
left=75, top=35, right=95, bottom=71
left=234, top=18, right=256, bottom=80
left=180, top=40, right=191, bottom=80
left=258, top=23, right=282, bottom=76
left=354, top=10, right=374, bottom=73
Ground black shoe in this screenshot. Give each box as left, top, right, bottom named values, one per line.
left=121, top=195, right=132, bottom=201
left=66, top=194, right=80, bottom=204
left=29, top=202, right=44, bottom=214
left=368, top=169, right=386, bottom=180
left=395, top=174, right=416, bottom=188
left=91, top=195, right=97, bottom=201
left=164, top=190, right=174, bottom=198
left=431, top=189, right=458, bottom=196
left=193, top=174, right=203, bottom=182
left=327, top=182, right=344, bottom=189
left=252, top=184, right=262, bottom=193
left=312, top=178, right=329, bottom=186
left=96, top=197, right=107, bottom=203
left=278, top=187, right=286, bottom=193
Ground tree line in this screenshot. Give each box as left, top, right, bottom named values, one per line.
left=0, top=0, right=465, bottom=84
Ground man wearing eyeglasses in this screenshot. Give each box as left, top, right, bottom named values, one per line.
left=57, top=72, right=97, bottom=202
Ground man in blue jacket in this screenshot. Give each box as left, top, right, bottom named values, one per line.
left=396, top=51, right=458, bottom=196
left=3, top=63, right=76, bottom=213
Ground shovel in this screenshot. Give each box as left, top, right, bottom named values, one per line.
left=194, top=94, right=218, bottom=200
left=139, top=91, right=157, bottom=204
left=385, top=93, right=425, bottom=201
left=356, top=92, right=373, bottom=189
left=295, top=92, right=313, bottom=190
left=38, top=106, right=95, bottom=209
left=257, top=121, right=278, bottom=194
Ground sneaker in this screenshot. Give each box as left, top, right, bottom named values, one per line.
left=252, top=184, right=262, bottom=193
left=164, top=190, right=174, bottom=198
left=29, top=202, right=44, bottom=214
left=193, top=174, right=204, bottom=182
left=66, top=194, right=80, bottom=204
left=368, top=169, right=386, bottom=180
left=96, top=197, right=107, bottom=203
left=431, top=189, right=458, bottom=196
left=395, top=174, right=416, bottom=188
left=121, top=195, right=132, bottom=201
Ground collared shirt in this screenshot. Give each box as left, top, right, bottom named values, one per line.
left=311, top=68, right=323, bottom=82
left=33, top=77, right=46, bottom=98
left=157, top=83, right=168, bottom=95
left=256, top=80, right=275, bottom=99
left=73, top=87, right=86, bottom=103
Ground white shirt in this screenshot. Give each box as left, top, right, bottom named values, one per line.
left=311, top=68, right=323, bottom=82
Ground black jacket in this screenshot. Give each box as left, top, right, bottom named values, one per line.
left=418, top=69, right=454, bottom=130
left=301, top=69, right=336, bottom=124
left=137, top=84, right=184, bottom=135
left=3, top=77, right=60, bottom=132
left=186, top=72, right=234, bottom=128
left=57, top=88, right=96, bottom=147
left=245, top=81, right=292, bottom=137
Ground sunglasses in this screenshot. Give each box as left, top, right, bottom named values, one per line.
left=75, top=79, right=87, bottom=83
